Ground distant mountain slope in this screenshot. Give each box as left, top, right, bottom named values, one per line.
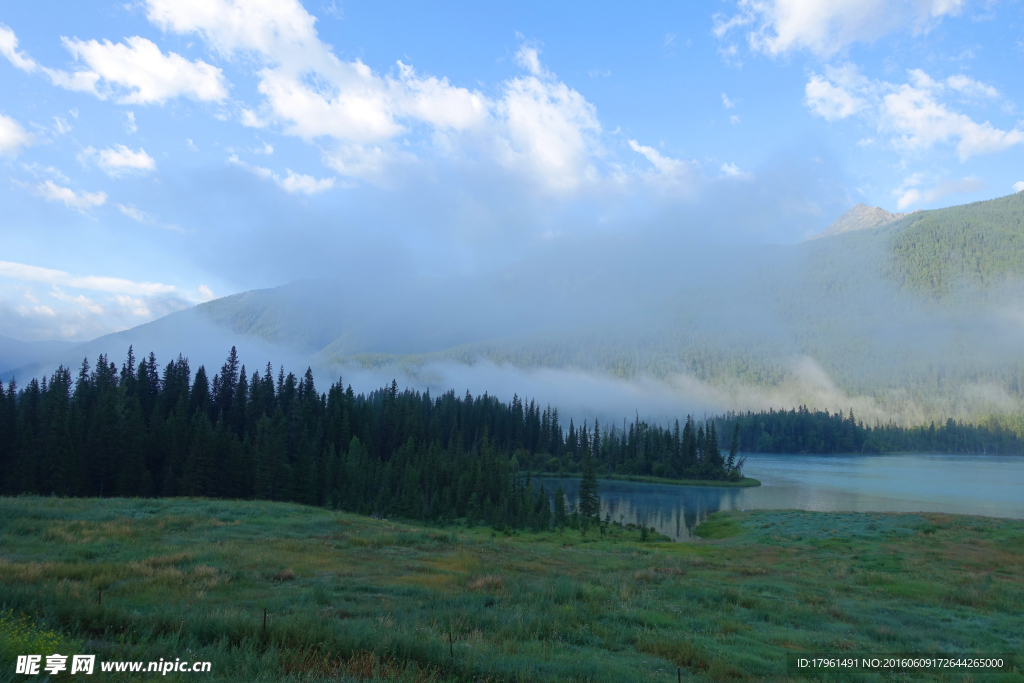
left=884, top=191, right=1024, bottom=296
left=11, top=192, right=1024, bottom=423
left=0, top=335, right=79, bottom=376
left=805, top=203, right=908, bottom=240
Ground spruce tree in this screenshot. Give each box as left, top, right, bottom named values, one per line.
left=727, top=423, right=739, bottom=473
left=578, top=448, right=600, bottom=521
left=553, top=485, right=568, bottom=528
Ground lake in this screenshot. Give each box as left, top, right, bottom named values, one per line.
left=540, top=453, right=1024, bottom=541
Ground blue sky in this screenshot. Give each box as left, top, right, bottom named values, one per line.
left=1, top=0, right=1023, bottom=341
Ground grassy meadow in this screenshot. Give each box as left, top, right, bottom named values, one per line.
left=1, top=497, right=1022, bottom=682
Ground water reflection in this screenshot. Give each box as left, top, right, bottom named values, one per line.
left=540, top=453, right=1024, bottom=542
left=539, top=477, right=741, bottom=541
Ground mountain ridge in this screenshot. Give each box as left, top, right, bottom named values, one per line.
left=6, top=192, right=1024, bottom=424
left=805, top=202, right=909, bottom=241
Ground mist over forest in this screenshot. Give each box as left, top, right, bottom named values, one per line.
left=6, top=191, right=1024, bottom=430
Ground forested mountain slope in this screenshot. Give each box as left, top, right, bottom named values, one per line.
left=7, top=192, right=1024, bottom=423
left=883, top=191, right=1024, bottom=296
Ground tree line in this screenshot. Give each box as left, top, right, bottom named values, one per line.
left=0, top=347, right=740, bottom=530
left=715, top=405, right=1024, bottom=454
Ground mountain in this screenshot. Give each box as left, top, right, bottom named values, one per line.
left=884, top=192, right=1024, bottom=296
left=8, top=192, right=1024, bottom=424
left=0, top=335, right=79, bottom=377
left=805, top=202, right=908, bottom=241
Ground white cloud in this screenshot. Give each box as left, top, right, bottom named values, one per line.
left=393, top=61, right=488, bottom=131
left=21, top=163, right=70, bottom=182
left=146, top=0, right=482, bottom=144
left=253, top=61, right=400, bottom=143
left=894, top=174, right=985, bottom=208
left=805, top=72, right=867, bottom=121
left=277, top=170, right=335, bottom=194
left=0, top=114, right=35, bottom=156
left=721, top=162, right=755, bottom=180
left=730, top=115, right=741, bottom=124
left=0, top=260, right=212, bottom=340
left=629, top=140, right=687, bottom=175
left=50, top=290, right=104, bottom=314
left=84, top=144, right=157, bottom=176
left=721, top=93, right=735, bottom=108
left=883, top=84, right=1022, bottom=159
left=1014, top=181, right=1024, bottom=193
left=100, top=145, right=156, bottom=174
left=125, top=111, right=137, bottom=134
left=117, top=203, right=190, bottom=233
left=0, top=23, right=38, bottom=72
left=144, top=1, right=603, bottom=192
left=57, top=35, right=228, bottom=104
left=714, top=0, right=968, bottom=58
left=227, top=154, right=335, bottom=194
left=497, top=56, right=602, bottom=191
left=896, top=188, right=923, bottom=207
left=0, top=260, right=176, bottom=296
left=515, top=45, right=545, bottom=77
left=805, top=64, right=1023, bottom=160
left=945, top=73, right=999, bottom=99
left=53, top=116, right=72, bottom=135
left=117, top=203, right=148, bottom=222
left=32, top=180, right=107, bottom=210
left=239, top=108, right=268, bottom=128
left=628, top=139, right=701, bottom=193
left=146, top=0, right=321, bottom=57
left=321, top=144, right=401, bottom=183
left=19, top=304, right=57, bottom=318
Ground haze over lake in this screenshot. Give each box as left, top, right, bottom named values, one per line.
left=545, top=453, right=1024, bottom=541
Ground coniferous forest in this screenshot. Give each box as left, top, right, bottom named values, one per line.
left=717, top=406, right=1024, bottom=455
left=0, top=347, right=739, bottom=531
left=3, top=347, right=1021, bottom=532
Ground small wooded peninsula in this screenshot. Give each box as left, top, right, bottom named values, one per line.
left=4, top=346, right=1023, bottom=532
left=1, top=346, right=750, bottom=531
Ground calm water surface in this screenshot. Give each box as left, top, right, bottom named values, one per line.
left=541, top=453, right=1024, bottom=541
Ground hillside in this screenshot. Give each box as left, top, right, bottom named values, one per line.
left=804, top=202, right=908, bottom=240
left=7, top=192, right=1024, bottom=424
left=884, top=191, right=1024, bottom=296
left=0, top=335, right=78, bottom=376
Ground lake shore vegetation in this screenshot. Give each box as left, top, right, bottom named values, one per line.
left=0, top=348, right=744, bottom=533
left=716, top=406, right=1024, bottom=454
left=0, top=497, right=1021, bottom=682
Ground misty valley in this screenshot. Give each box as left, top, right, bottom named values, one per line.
left=5, top=194, right=1024, bottom=682
left=4, top=3, right=1024, bottom=677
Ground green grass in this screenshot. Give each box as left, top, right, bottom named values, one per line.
left=692, top=515, right=743, bottom=540
left=0, top=498, right=1021, bottom=682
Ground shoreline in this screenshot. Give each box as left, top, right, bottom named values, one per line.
left=529, top=472, right=762, bottom=487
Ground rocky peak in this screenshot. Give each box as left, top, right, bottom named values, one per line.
left=805, top=203, right=908, bottom=241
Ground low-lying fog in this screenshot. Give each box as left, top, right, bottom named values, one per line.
left=8, top=213, right=1024, bottom=428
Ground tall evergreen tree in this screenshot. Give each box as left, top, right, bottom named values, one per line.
left=578, top=447, right=601, bottom=522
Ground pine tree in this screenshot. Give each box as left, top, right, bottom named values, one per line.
left=578, top=449, right=601, bottom=522
left=0, top=344, right=816, bottom=530
left=727, top=423, right=739, bottom=473
left=553, top=485, right=568, bottom=528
